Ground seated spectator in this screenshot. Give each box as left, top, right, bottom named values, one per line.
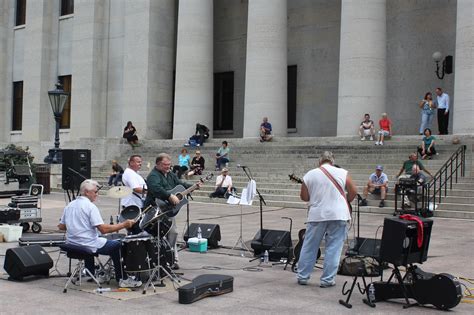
left=260, top=117, right=273, bottom=142
left=215, top=141, right=230, bottom=171
left=123, top=121, right=140, bottom=147
left=359, top=165, right=388, bottom=208
left=375, top=113, right=392, bottom=146
left=417, top=128, right=436, bottom=160
left=209, top=168, right=236, bottom=198
left=359, top=113, right=375, bottom=141
left=396, top=152, right=433, bottom=179
left=418, top=92, right=436, bottom=135
left=172, top=148, right=190, bottom=179
left=108, top=160, right=124, bottom=186
left=186, top=150, right=205, bottom=178
left=188, top=123, right=210, bottom=147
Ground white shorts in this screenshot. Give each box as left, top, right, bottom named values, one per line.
left=362, top=129, right=372, bottom=136
left=378, top=130, right=390, bottom=136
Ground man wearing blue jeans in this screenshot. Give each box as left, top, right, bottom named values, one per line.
left=297, top=152, right=357, bottom=287
left=58, top=179, right=142, bottom=288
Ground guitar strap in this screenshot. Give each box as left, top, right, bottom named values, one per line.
left=319, top=166, right=352, bottom=215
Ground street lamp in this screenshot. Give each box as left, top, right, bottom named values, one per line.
left=432, top=51, right=453, bottom=80
left=44, top=82, right=69, bottom=164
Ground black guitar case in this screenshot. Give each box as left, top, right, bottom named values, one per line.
left=178, top=274, right=233, bottom=304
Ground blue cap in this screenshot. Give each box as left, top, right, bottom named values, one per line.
left=376, top=165, right=383, bottom=171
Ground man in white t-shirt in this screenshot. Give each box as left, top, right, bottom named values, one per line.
left=297, top=151, right=357, bottom=288
left=209, top=168, right=236, bottom=198
left=121, top=155, right=147, bottom=208
left=58, top=179, right=141, bottom=288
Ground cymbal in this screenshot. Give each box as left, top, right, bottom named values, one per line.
left=107, top=186, right=132, bottom=199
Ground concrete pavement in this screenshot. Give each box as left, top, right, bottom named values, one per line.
left=0, top=192, right=473, bottom=314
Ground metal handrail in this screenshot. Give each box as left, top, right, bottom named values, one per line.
left=421, top=145, right=467, bottom=212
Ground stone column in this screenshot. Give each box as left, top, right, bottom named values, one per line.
left=0, top=1, right=11, bottom=141
left=121, top=0, right=176, bottom=139
left=337, top=0, right=386, bottom=136
left=70, top=0, right=107, bottom=139
left=173, top=0, right=213, bottom=139
left=243, top=0, right=287, bottom=138
left=453, top=0, right=474, bottom=134
left=21, top=0, right=55, bottom=141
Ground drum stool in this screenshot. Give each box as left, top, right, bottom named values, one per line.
left=59, top=243, right=102, bottom=293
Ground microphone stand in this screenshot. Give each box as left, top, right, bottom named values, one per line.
left=240, top=166, right=267, bottom=262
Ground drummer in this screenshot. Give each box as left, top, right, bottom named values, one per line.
left=144, top=153, right=202, bottom=270
left=58, top=179, right=142, bottom=288
left=121, top=154, right=147, bottom=209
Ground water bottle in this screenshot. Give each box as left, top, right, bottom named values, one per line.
left=263, top=250, right=269, bottom=264
left=197, top=226, right=202, bottom=240
left=368, top=283, right=375, bottom=303
left=95, top=288, right=111, bottom=294
left=109, top=215, right=114, bottom=225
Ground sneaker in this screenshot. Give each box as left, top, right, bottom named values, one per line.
left=370, top=136, right=374, bottom=141
left=375, top=141, right=379, bottom=145
left=379, top=200, right=385, bottom=208
left=320, top=282, right=336, bottom=288
left=380, top=142, right=384, bottom=145
left=119, top=278, right=142, bottom=288
left=171, top=263, right=180, bottom=270
left=361, top=137, right=365, bottom=141
left=297, top=279, right=308, bottom=285
left=359, top=199, right=368, bottom=207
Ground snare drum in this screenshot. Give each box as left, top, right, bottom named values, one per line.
left=119, top=205, right=142, bottom=235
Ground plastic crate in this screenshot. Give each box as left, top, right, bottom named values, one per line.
left=0, top=224, right=23, bottom=242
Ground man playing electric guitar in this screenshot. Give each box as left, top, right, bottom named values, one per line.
left=144, top=153, right=203, bottom=270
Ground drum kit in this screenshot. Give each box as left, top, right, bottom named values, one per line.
left=107, top=186, right=180, bottom=293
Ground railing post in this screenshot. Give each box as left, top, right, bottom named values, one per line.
left=455, top=154, right=459, bottom=183
left=444, top=166, right=448, bottom=197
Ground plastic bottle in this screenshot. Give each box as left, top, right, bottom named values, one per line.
left=109, top=215, right=114, bottom=225
left=368, top=283, right=375, bottom=303
left=197, top=226, right=202, bottom=240
left=263, top=250, right=269, bottom=264
left=95, top=288, right=111, bottom=294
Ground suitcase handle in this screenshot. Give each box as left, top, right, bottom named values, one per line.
left=207, top=287, right=220, bottom=294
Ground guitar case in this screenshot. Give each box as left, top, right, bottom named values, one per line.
left=178, top=274, right=234, bottom=304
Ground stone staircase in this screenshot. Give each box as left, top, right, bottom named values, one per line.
left=85, top=136, right=473, bottom=220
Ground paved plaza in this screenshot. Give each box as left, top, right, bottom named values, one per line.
left=0, top=193, right=473, bottom=314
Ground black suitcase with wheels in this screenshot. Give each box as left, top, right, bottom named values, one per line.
left=178, top=274, right=233, bottom=304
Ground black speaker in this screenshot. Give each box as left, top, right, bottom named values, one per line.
left=380, top=217, right=433, bottom=266
left=4, top=245, right=53, bottom=280
left=184, top=223, right=221, bottom=249
left=62, top=149, right=91, bottom=190
left=251, top=229, right=293, bottom=261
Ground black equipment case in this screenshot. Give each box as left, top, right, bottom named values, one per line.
left=178, top=274, right=233, bottom=304
left=18, top=234, right=66, bottom=247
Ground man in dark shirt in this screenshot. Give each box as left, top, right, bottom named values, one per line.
left=396, top=153, right=433, bottom=178
left=260, top=117, right=273, bottom=142
left=108, top=160, right=124, bottom=186
left=144, top=153, right=201, bottom=269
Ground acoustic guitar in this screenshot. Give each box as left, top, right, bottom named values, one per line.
left=156, top=173, right=214, bottom=217
left=288, top=174, right=321, bottom=272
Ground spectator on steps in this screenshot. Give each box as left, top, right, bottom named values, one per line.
left=417, top=128, right=437, bottom=160
left=359, top=165, right=388, bottom=208
left=260, top=117, right=273, bottom=142
left=187, top=123, right=210, bottom=147
left=375, top=113, right=392, bottom=146
left=209, top=168, right=236, bottom=199
left=435, top=87, right=450, bottom=135
left=215, top=141, right=230, bottom=171
left=359, top=114, right=375, bottom=141
left=108, top=160, right=124, bottom=186
left=172, top=148, right=191, bottom=179
left=418, top=92, right=436, bottom=135
left=186, top=150, right=205, bottom=178
left=396, top=152, right=433, bottom=179
left=123, top=121, right=140, bottom=147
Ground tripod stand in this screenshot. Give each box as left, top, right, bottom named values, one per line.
left=142, top=215, right=181, bottom=294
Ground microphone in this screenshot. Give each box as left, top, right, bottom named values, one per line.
left=237, top=164, right=247, bottom=168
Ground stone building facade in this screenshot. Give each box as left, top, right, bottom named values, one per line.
left=0, top=0, right=473, bottom=147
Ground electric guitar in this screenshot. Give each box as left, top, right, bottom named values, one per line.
left=288, top=174, right=321, bottom=272
left=156, top=173, right=214, bottom=217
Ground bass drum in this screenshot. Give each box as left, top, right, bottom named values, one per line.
left=119, top=205, right=142, bottom=235
left=139, top=206, right=172, bottom=238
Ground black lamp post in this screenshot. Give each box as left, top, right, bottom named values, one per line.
left=44, top=82, right=69, bottom=164
left=432, top=51, right=453, bottom=80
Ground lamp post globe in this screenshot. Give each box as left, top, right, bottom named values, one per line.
left=44, top=82, right=69, bottom=164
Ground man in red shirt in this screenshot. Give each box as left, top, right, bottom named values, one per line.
left=376, top=113, right=392, bottom=145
